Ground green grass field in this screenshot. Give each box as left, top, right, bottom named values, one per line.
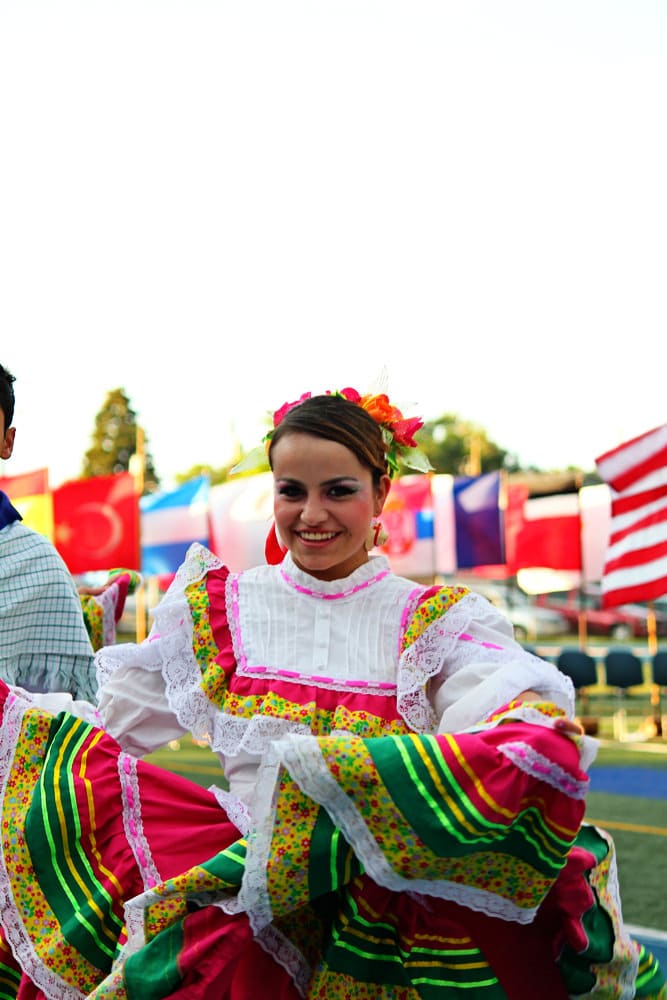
left=147, top=736, right=667, bottom=932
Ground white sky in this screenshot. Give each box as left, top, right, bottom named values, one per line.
left=1, top=0, right=665, bottom=489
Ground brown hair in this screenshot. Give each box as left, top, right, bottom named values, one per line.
left=268, top=394, right=389, bottom=484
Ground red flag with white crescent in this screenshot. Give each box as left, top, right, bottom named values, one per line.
left=53, top=472, right=140, bottom=573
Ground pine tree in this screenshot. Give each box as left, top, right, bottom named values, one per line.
left=82, top=388, right=160, bottom=493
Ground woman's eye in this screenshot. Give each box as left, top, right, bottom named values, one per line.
left=277, top=485, right=303, bottom=499
left=328, top=485, right=356, bottom=498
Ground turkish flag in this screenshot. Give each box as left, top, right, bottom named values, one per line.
left=53, top=473, right=140, bottom=573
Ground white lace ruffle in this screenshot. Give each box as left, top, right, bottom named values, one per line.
left=118, top=752, right=162, bottom=888
left=498, top=740, right=590, bottom=799
left=232, top=733, right=542, bottom=933
left=0, top=690, right=85, bottom=999
left=395, top=594, right=479, bottom=732
left=396, top=590, right=549, bottom=733
left=254, top=923, right=311, bottom=998
left=587, top=825, right=639, bottom=998
left=209, top=786, right=251, bottom=836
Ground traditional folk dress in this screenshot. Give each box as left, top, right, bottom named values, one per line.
left=0, top=544, right=663, bottom=999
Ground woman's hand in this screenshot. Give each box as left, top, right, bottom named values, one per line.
left=516, top=690, right=585, bottom=736
left=553, top=717, right=585, bottom=736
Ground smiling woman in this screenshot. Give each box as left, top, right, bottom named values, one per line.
left=0, top=387, right=663, bottom=998
left=271, top=432, right=390, bottom=580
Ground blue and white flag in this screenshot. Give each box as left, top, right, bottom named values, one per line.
left=140, top=476, right=210, bottom=575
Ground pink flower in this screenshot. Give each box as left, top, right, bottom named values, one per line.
left=272, top=393, right=312, bottom=428
left=338, top=387, right=362, bottom=404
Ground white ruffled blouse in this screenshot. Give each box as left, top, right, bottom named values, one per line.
left=95, top=546, right=574, bottom=814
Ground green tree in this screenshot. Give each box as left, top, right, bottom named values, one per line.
left=416, top=414, right=518, bottom=475
left=82, top=388, right=160, bottom=493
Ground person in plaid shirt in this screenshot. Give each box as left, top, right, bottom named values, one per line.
left=0, top=362, right=99, bottom=701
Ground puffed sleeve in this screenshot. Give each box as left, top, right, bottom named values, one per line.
left=97, top=665, right=188, bottom=756
left=397, top=586, right=574, bottom=735
left=95, top=543, right=232, bottom=756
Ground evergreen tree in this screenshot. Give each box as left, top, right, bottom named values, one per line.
left=82, top=388, right=160, bottom=493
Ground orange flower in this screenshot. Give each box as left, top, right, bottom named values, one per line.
left=359, top=393, right=403, bottom=427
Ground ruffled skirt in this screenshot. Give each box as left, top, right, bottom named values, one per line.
left=0, top=682, right=663, bottom=999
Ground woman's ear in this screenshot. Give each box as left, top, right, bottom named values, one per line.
left=0, top=426, right=15, bottom=461
left=374, top=474, right=392, bottom=517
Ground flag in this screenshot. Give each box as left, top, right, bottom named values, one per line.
left=595, top=424, right=667, bottom=607
left=53, top=473, right=140, bottom=574
left=0, top=468, right=54, bottom=539
left=431, top=475, right=456, bottom=575
left=379, top=475, right=435, bottom=578
left=208, top=473, right=273, bottom=572
left=508, top=492, right=582, bottom=573
left=452, top=472, right=503, bottom=569
left=0, top=468, right=49, bottom=497
left=141, top=475, right=210, bottom=575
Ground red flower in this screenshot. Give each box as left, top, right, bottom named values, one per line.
left=391, top=416, right=424, bottom=448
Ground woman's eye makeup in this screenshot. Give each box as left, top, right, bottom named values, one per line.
left=327, top=483, right=359, bottom=498
left=276, top=482, right=304, bottom=498
left=275, top=479, right=360, bottom=500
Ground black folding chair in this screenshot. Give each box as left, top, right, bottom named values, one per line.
left=604, top=649, right=645, bottom=740
left=556, top=648, right=598, bottom=715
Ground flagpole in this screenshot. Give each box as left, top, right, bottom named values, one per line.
left=646, top=601, right=662, bottom=736
left=130, top=427, right=147, bottom=644
left=575, top=474, right=588, bottom=652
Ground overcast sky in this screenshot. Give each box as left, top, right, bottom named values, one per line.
left=1, top=0, right=665, bottom=489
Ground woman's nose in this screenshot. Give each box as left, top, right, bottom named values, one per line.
left=300, top=497, right=327, bottom=525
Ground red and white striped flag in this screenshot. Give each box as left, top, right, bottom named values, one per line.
left=595, top=424, right=667, bottom=608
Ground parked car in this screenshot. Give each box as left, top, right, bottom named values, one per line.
left=464, top=581, right=569, bottom=642
left=535, top=586, right=667, bottom=640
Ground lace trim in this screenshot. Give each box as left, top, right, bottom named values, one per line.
left=171, top=542, right=225, bottom=588
left=398, top=586, right=429, bottom=657
left=209, top=786, right=251, bottom=836
left=224, top=750, right=283, bottom=930
left=589, top=826, right=639, bottom=997
left=211, top=712, right=312, bottom=757
left=118, top=753, right=162, bottom=888
left=227, top=572, right=246, bottom=670
left=236, top=735, right=540, bottom=931
left=0, top=692, right=84, bottom=999
left=279, top=564, right=391, bottom=600
left=254, top=923, right=311, bottom=998
left=396, top=592, right=482, bottom=732
left=498, top=741, right=589, bottom=799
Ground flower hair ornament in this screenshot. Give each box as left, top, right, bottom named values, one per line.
left=232, top=386, right=432, bottom=478
left=231, top=386, right=432, bottom=565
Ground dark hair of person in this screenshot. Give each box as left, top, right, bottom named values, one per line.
left=0, top=364, right=16, bottom=428
left=268, top=394, right=389, bottom=484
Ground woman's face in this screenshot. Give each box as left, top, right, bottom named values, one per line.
left=271, top=431, right=390, bottom=581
